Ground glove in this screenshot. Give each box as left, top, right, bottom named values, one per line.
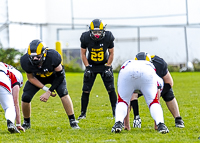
left=84, top=66, right=93, bottom=78
left=103, top=66, right=113, bottom=78
left=133, top=115, right=141, bottom=128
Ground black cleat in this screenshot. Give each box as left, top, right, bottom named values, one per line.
left=111, top=121, right=123, bottom=133
left=7, top=120, right=20, bottom=133
left=70, top=120, right=80, bottom=129
left=175, top=117, right=184, bottom=128
left=78, top=113, right=86, bottom=120
left=157, top=123, right=169, bottom=134
left=22, top=121, right=31, bottom=130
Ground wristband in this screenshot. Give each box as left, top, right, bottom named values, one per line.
left=16, top=124, right=21, bottom=127
left=42, top=86, right=49, bottom=92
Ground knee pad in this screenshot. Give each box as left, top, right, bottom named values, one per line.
left=58, top=88, right=68, bottom=98
left=161, top=88, right=175, bottom=102
left=82, top=84, right=91, bottom=92
left=22, top=94, right=32, bottom=103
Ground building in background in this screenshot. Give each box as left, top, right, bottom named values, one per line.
left=1, top=0, right=200, bottom=69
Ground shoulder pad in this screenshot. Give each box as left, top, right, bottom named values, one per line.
left=105, top=31, right=115, bottom=42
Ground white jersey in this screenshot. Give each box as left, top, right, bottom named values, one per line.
left=0, top=62, right=23, bottom=92
left=3, top=63, right=23, bottom=88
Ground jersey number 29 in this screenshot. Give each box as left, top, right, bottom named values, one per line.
left=91, top=51, right=104, bottom=61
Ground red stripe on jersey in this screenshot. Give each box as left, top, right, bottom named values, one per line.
left=6, top=70, right=18, bottom=88
left=0, top=81, right=11, bottom=93
left=149, top=92, right=159, bottom=108
left=118, top=93, right=128, bottom=106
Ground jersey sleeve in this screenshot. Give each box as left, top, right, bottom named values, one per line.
left=80, top=32, right=88, bottom=49
left=52, top=50, right=62, bottom=68
left=6, top=70, right=19, bottom=88
left=20, top=54, right=32, bottom=73
left=161, top=59, right=168, bottom=77
left=107, top=31, right=115, bottom=49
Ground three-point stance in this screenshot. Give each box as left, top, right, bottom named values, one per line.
left=0, top=62, right=25, bottom=133
left=78, top=19, right=117, bottom=120
left=112, top=59, right=169, bottom=134
left=131, top=52, right=184, bottom=130
left=20, top=39, right=79, bottom=130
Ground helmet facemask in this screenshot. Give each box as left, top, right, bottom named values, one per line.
left=28, top=40, right=47, bottom=66
left=29, top=50, right=46, bottom=66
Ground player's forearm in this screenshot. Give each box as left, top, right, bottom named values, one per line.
left=15, top=106, right=21, bottom=124
left=163, top=72, right=174, bottom=87
left=12, top=86, right=21, bottom=124
left=81, top=54, right=89, bottom=66
left=81, top=48, right=89, bottom=66
left=28, top=76, right=44, bottom=89
left=107, top=55, right=113, bottom=66
left=107, top=48, right=114, bottom=66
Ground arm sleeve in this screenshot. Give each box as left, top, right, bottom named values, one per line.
left=49, top=68, right=65, bottom=92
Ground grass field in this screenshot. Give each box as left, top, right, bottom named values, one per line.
left=0, top=72, right=200, bottom=143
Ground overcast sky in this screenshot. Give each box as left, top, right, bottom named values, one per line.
left=6, top=0, right=200, bottom=26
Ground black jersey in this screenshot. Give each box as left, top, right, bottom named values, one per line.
left=20, top=49, right=61, bottom=78
left=151, top=55, right=168, bottom=78
left=80, top=31, right=115, bottom=65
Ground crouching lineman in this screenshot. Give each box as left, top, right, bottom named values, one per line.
left=131, top=52, right=184, bottom=130
left=0, top=62, right=25, bottom=133
left=20, top=39, right=79, bottom=130
left=111, top=58, right=169, bottom=134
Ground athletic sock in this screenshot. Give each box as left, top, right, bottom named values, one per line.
left=81, top=92, right=90, bottom=114
left=108, top=90, right=117, bottom=117
left=24, top=117, right=30, bottom=123
left=130, top=100, right=139, bottom=117
left=68, top=114, right=76, bottom=121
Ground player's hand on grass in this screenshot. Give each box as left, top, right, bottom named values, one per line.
left=40, top=90, right=51, bottom=102
left=17, top=125, right=25, bottom=132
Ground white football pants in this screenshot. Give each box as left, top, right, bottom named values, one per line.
left=116, top=60, right=164, bottom=125
left=0, top=72, right=16, bottom=124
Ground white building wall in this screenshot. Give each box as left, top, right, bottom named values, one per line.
left=0, top=0, right=200, bottom=68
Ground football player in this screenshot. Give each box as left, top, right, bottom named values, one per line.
left=78, top=19, right=117, bottom=120
left=111, top=59, right=169, bottom=134
left=0, top=62, right=25, bottom=133
left=130, top=52, right=184, bottom=129
left=20, top=39, right=80, bottom=129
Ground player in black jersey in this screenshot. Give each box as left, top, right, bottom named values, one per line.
left=20, top=39, right=80, bottom=129
left=126, top=52, right=184, bottom=130
left=78, top=19, right=117, bottom=120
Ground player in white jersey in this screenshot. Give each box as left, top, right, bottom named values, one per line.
left=0, top=62, right=25, bottom=133
left=111, top=60, right=169, bottom=134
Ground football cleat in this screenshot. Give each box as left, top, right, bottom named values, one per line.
left=111, top=121, right=123, bottom=133
left=7, top=120, right=20, bottom=133
left=133, top=115, right=141, bottom=128
left=70, top=120, right=80, bottom=129
left=175, top=117, right=184, bottom=128
left=157, top=123, right=169, bottom=134
left=22, top=121, right=31, bottom=130
left=78, top=113, right=86, bottom=120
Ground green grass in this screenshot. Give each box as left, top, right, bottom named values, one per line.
left=0, top=72, right=200, bottom=143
